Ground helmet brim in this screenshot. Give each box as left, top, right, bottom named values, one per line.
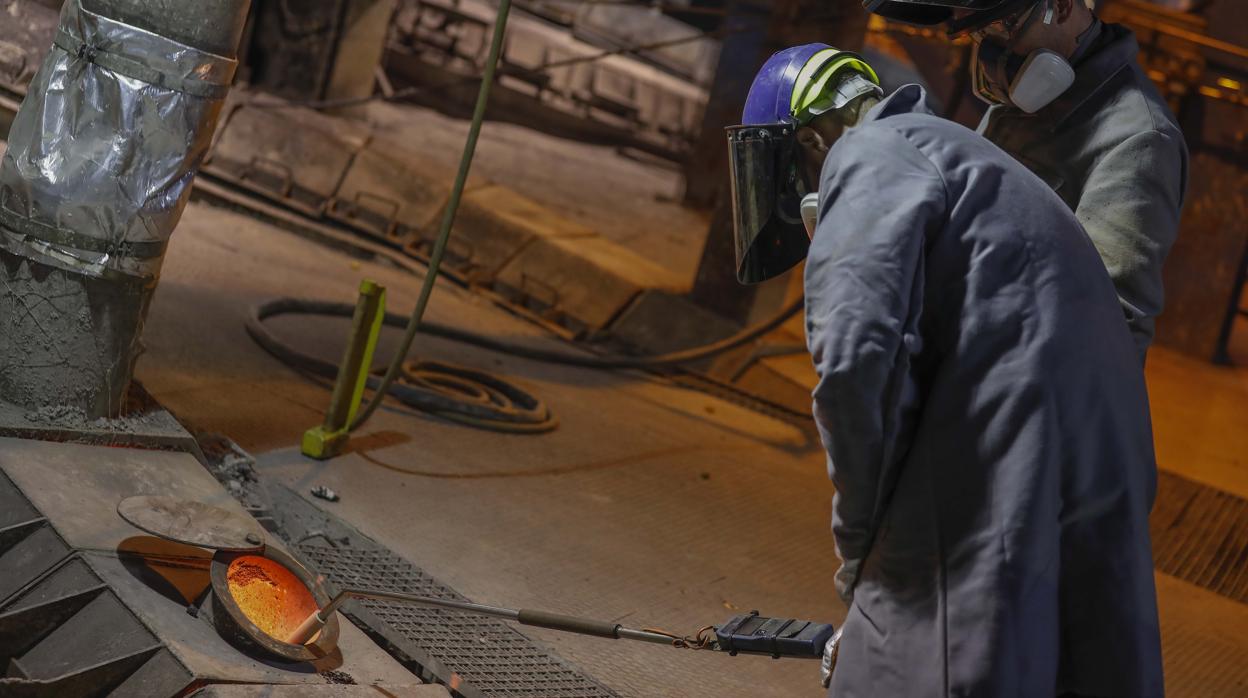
left=862, top=0, right=1037, bottom=35
left=864, top=1, right=953, bottom=26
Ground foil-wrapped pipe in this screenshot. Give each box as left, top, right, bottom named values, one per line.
left=0, top=0, right=249, bottom=418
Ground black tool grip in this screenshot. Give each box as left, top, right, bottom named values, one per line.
left=517, top=609, right=621, bottom=638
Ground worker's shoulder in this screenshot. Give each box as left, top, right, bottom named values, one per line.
left=828, top=116, right=956, bottom=204
left=870, top=108, right=973, bottom=137
left=843, top=84, right=971, bottom=152
left=1079, top=23, right=1183, bottom=135
left=844, top=99, right=982, bottom=167
left=854, top=108, right=1011, bottom=185
left=1070, top=59, right=1185, bottom=150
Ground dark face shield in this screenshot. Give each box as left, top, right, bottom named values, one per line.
left=863, top=0, right=1038, bottom=34
left=726, top=123, right=811, bottom=285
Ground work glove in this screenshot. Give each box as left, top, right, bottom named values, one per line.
left=834, top=558, right=861, bottom=604
left=820, top=626, right=843, bottom=689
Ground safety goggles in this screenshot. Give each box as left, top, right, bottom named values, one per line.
left=944, top=0, right=1040, bottom=37
left=967, top=0, right=1041, bottom=42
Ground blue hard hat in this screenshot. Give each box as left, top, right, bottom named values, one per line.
left=742, top=44, right=831, bottom=125
left=729, top=44, right=880, bottom=284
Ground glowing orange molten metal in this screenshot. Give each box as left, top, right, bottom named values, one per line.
left=226, top=555, right=320, bottom=642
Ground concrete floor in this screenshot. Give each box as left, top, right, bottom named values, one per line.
left=135, top=197, right=1248, bottom=696
left=1148, top=340, right=1248, bottom=501
left=141, top=201, right=839, bottom=696
left=360, top=101, right=711, bottom=285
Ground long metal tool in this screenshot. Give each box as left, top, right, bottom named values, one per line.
left=287, top=587, right=835, bottom=663
left=286, top=587, right=679, bottom=647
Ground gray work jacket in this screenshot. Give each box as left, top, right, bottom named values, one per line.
left=979, top=23, right=1188, bottom=361
left=808, top=85, right=1162, bottom=697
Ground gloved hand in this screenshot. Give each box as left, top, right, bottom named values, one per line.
left=834, top=558, right=861, bottom=604
left=820, top=626, right=843, bottom=689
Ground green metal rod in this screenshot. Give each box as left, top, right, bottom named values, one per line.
left=350, top=0, right=513, bottom=430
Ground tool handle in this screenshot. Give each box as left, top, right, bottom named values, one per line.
left=714, top=612, right=834, bottom=659
left=286, top=611, right=326, bottom=645
left=517, top=609, right=621, bottom=638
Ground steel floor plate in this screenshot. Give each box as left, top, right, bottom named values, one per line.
left=300, top=545, right=618, bottom=698
left=1151, top=471, right=1248, bottom=603
left=276, top=487, right=617, bottom=698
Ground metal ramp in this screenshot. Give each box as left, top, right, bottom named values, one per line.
left=1152, top=471, right=1248, bottom=604
left=0, top=471, right=191, bottom=698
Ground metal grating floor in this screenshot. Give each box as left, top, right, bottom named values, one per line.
left=299, top=544, right=618, bottom=698
left=1151, top=471, right=1248, bottom=604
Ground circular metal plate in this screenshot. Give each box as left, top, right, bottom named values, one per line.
left=118, top=495, right=265, bottom=552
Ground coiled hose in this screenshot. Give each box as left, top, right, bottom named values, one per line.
left=242, top=0, right=808, bottom=434
left=246, top=295, right=803, bottom=432
left=247, top=294, right=803, bottom=371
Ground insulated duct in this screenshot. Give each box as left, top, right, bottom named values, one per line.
left=0, top=0, right=250, bottom=418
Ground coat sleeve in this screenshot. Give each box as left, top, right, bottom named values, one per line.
left=804, top=124, right=948, bottom=602
left=1075, top=128, right=1187, bottom=359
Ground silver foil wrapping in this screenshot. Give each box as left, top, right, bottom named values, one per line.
left=0, top=0, right=236, bottom=281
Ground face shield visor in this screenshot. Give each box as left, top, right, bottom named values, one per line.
left=726, top=123, right=811, bottom=285
left=862, top=0, right=1035, bottom=35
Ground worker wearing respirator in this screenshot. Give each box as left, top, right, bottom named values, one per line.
left=728, top=45, right=1163, bottom=697
left=864, top=0, right=1188, bottom=364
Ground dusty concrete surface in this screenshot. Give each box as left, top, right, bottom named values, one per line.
left=1147, top=336, right=1248, bottom=500
left=9, top=384, right=176, bottom=431
left=359, top=101, right=711, bottom=284
left=192, top=683, right=450, bottom=697
left=132, top=198, right=1248, bottom=696
left=1157, top=572, right=1248, bottom=696
left=137, top=200, right=837, bottom=696
left=0, top=250, right=149, bottom=417
left=0, top=380, right=199, bottom=455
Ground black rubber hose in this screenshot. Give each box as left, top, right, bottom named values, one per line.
left=349, top=0, right=514, bottom=431
left=245, top=299, right=559, bottom=432
left=246, top=294, right=805, bottom=371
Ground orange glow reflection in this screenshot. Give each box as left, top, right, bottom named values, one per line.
left=226, top=555, right=320, bottom=642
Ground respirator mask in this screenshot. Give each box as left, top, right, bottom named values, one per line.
left=970, top=0, right=1074, bottom=113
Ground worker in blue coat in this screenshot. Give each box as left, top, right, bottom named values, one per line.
left=727, top=45, right=1162, bottom=696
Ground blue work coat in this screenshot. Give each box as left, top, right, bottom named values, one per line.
left=807, top=85, right=1162, bottom=697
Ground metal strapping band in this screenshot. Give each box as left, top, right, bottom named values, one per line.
left=53, top=28, right=230, bottom=100
left=0, top=203, right=169, bottom=259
